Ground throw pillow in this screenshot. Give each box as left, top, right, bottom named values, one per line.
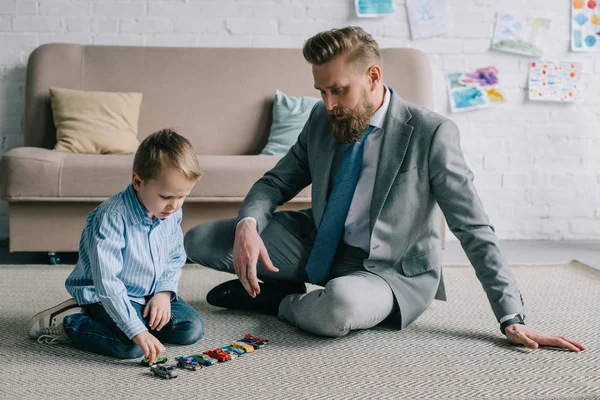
left=261, top=89, right=320, bottom=155
left=50, top=87, right=143, bottom=154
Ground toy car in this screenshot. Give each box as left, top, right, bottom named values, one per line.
left=240, top=336, right=265, bottom=349
left=175, top=356, right=202, bottom=371
left=150, top=364, right=178, bottom=379
left=203, top=348, right=232, bottom=362
left=231, top=341, right=254, bottom=353
left=140, top=355, right=168, bottom=366
left=221, top=345, right=244, bottom=357
left=192, top=353, right=218, bottom=366
left=245, top=333, right=269, bottom=345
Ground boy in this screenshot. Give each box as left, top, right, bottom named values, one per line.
left=28, top=129, right=204, bottom=365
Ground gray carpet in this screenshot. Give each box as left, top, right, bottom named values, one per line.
left=1, top=261, right=599, bottom=400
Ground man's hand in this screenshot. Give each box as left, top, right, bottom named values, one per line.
left=143, top=291, right=172, bottom=331
left=505, top=324, right=586, bottom=352
left=132, top=331, right=165, bottom=365
left=233, top=219, right=279, bottom=298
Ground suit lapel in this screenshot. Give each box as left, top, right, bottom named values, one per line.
left=369, top=90, right=414, bottom=234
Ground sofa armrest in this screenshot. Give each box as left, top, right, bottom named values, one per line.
left=0, top=147, right=65, bottom=200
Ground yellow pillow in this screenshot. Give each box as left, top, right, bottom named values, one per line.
left=50, top=87, right=143, bottom=154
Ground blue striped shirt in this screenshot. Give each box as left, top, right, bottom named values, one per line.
left=65, top=184, right=186, bottom=339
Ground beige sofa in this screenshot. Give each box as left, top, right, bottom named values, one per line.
left=0, top=43, right=435, bottom=255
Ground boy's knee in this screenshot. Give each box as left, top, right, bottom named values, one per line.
left=117, top=343, right=144, bottom=360
left=186, top=318, right=205, bottom=344
left=178, top=318, right=205, bottom=345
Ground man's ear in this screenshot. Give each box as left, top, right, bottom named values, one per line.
left=367, top=64, right=382, bottom=91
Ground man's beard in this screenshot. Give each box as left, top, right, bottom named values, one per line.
left=327, top=93, right=375, bottom=145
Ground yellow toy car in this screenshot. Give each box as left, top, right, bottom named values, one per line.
left=231, top=341, right=254, bottom=353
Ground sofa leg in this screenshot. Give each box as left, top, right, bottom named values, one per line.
left=48, top=252, right=61, bottom=265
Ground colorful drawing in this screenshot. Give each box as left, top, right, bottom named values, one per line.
left=406, top=0, right=450, bottom=39
left=528, top=61, right=583, bottom=102
left=355, top=0, right=394, bottom=18
left=571, top=0, right=600, bottom=51
left=447, top=67, right=505, bottom=113
left=491, top=13, right=551, bottom=57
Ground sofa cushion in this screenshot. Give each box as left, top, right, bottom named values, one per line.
left=50, top=87, right=142, bottom=155
left=261, top=90, right=320, bottom=155
left=0, top=147, right=311, bottom=201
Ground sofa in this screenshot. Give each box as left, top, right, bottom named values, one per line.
left=0, top=43, right=436, bottom=255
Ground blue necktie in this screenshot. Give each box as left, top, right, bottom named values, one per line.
left=305, top=125, right=375, bottom=284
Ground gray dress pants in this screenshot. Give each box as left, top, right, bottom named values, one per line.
left=184, top=210, right=398, bottom=337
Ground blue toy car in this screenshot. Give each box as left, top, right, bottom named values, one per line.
left=175, top=356, right=202, bottom=371
left=221, top=345, right=245, bottom=356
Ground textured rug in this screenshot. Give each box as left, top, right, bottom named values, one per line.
left=0, top=261, right=599, bottom=400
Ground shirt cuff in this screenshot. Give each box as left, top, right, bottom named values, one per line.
left=155, top=285, right=178, bottom=300
left=120, top=318, right=148, bottom=340
left=499, top=313, right=519, bottom=324
left=236, top=217, right=257, bottom=230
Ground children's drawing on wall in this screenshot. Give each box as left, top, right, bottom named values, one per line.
left=406, top=0, right=450, bottom=39
left=571, top=0, right=600, bottom=51
left=447, top=66, right=505, bottom=113
left=528, top=61, right=584, bottom=102
left=491, top=13, right=551, bottom=57
left=355, top=0, right=394, bottom=17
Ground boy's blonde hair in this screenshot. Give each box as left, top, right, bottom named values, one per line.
left=302, top=26, right=381, bottom=72
left=133, top=128, right=201, bottom=182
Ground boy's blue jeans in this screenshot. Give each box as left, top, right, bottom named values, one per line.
left=63, top=297, right=204, bottom=359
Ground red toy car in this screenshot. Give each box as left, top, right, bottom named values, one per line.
left=241, top=334, right=268, bottom=348
left=203, top=348, right=232, bottom=362
left=245, top=333, right=269, bottom=345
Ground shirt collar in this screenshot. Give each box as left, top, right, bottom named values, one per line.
left=125, top=184, right=152, bottom=225
left=369, top=85, right=390, bottom=130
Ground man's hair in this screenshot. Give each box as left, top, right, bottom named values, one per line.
left=302, top=26, right=381, bottom=71
left=133, top=128, right=201, bottom=182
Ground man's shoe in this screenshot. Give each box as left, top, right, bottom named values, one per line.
left=28, top=298, right=84, bottom=339
left=206, top=279, right=306, bottom=315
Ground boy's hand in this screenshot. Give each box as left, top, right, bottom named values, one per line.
left=143, top=291, right=172, bottom=331
left=133, top=331, right=165, bottom=365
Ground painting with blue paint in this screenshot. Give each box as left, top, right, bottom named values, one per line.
left=447, top=72, right=464, bottom=89
left=571, top=0, right=600, bottom=52
left=406, top=0, right=450, bottom=39
left=355, top=0, right=394, bottom=18
left=447, top=66, right=505, bottom=113
left=491, top=12, right=551, bottom=57
left=453, top=88, right=486, bottom=110
left=573, top=29, right=583, bottom=48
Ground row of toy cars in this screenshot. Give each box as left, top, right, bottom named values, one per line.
left=142, top=334, right=269, bottom=379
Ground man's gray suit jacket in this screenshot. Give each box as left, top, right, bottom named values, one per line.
left=237, top=87, right=525, bottom=328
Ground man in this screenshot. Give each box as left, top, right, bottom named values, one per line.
left=185, top=26, right=584, bottom=351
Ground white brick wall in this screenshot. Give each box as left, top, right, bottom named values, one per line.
left=0, top=0, right=599, bottom=241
